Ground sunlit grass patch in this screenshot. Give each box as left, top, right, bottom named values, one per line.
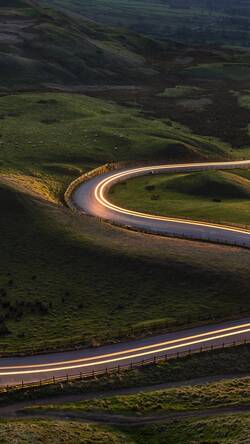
left=111, top=169, right=250, bottom=227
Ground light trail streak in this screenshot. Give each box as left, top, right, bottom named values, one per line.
left=0, top=325, right=249, bottom=376
left=0, top=323, right=248, bottom=370
left=1, top=161, right=249, bottom=384
left=94, top=161, right=250, bottom=235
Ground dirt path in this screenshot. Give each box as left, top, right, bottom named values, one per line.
left=10, top=405, right=250, bottom=426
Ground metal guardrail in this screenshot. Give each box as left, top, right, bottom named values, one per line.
left=1, top=338, right=249, bottom=393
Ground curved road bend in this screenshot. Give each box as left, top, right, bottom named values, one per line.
left=0, top=161, right=249, bottom=387
left=0, top=319, right=249, bottom=386
left=73, top=160, right=250, bottom=247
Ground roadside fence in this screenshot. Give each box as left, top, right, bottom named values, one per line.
left=0, top=338, right=249, bottom=393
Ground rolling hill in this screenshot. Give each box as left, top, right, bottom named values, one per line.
left=0, top=0, right=169, bottom=89
left=47, top=0, right=250, bottom=47
left=111, top=169, right=250, bottom=227
left=165, top=170, right=250, bottom=199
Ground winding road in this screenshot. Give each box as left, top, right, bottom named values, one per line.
left=73, top=160, right=250, bottom=247
left=0, top=160, right=249, bottom=387
left=0, top=319, right=249, bottom=386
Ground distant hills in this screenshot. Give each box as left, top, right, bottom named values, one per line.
left=0, top=0, right=170, bottom=89
left=2, top=0, right=250, bottom=92
left=47, top=0, right=250, bottom=47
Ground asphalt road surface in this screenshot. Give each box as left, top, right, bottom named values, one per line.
left=0, top=160, right=249, bottom=387
left=73, top=160, right=250, bottom=247
left=0, top=319, right=249, bottom=386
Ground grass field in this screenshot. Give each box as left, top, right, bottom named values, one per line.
left=28, top=376, right=250, bottom=415
left=0, top=91, right=246, bottom=203
left=126, top=415, right=250, bottom=444
left=1, top=415, right=249, bottom=443
left=111, top=169, right=250, bottom=227
left=20, top=372, right=250, bottom=443
left=0, top=419, right=130, bottom=444
left=19, top=378, right=250, bottom=442
left=0, top=92, right=249, bottom=354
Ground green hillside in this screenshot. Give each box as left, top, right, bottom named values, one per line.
left=29, top=377, right=250, bottom=415
left=0, top=0, right=249, bottom=357
left=2, top=177, right=249, bottom=355
left=1, top=93, right=249, bottom=354
left=166, top=170, right=250, bottom=198
left=111, top=169, right=250, bottom=227
left=0, top=92, right=231, bottom=205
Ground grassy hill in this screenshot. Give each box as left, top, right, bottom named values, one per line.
left=0, top=92, right=233, bottom=205
left=2, top=177, right=249, bottom=355
left=0, top=0, right=168, bottom=89
left=166, top=170, right=250, bottom=198
left=1, top=92, right=249, bottom=354
left=2, top=1, right=250, bottom=151
left=0, top=2, right=249, bottom=356
left=111, top=169, right=250, bottom=227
